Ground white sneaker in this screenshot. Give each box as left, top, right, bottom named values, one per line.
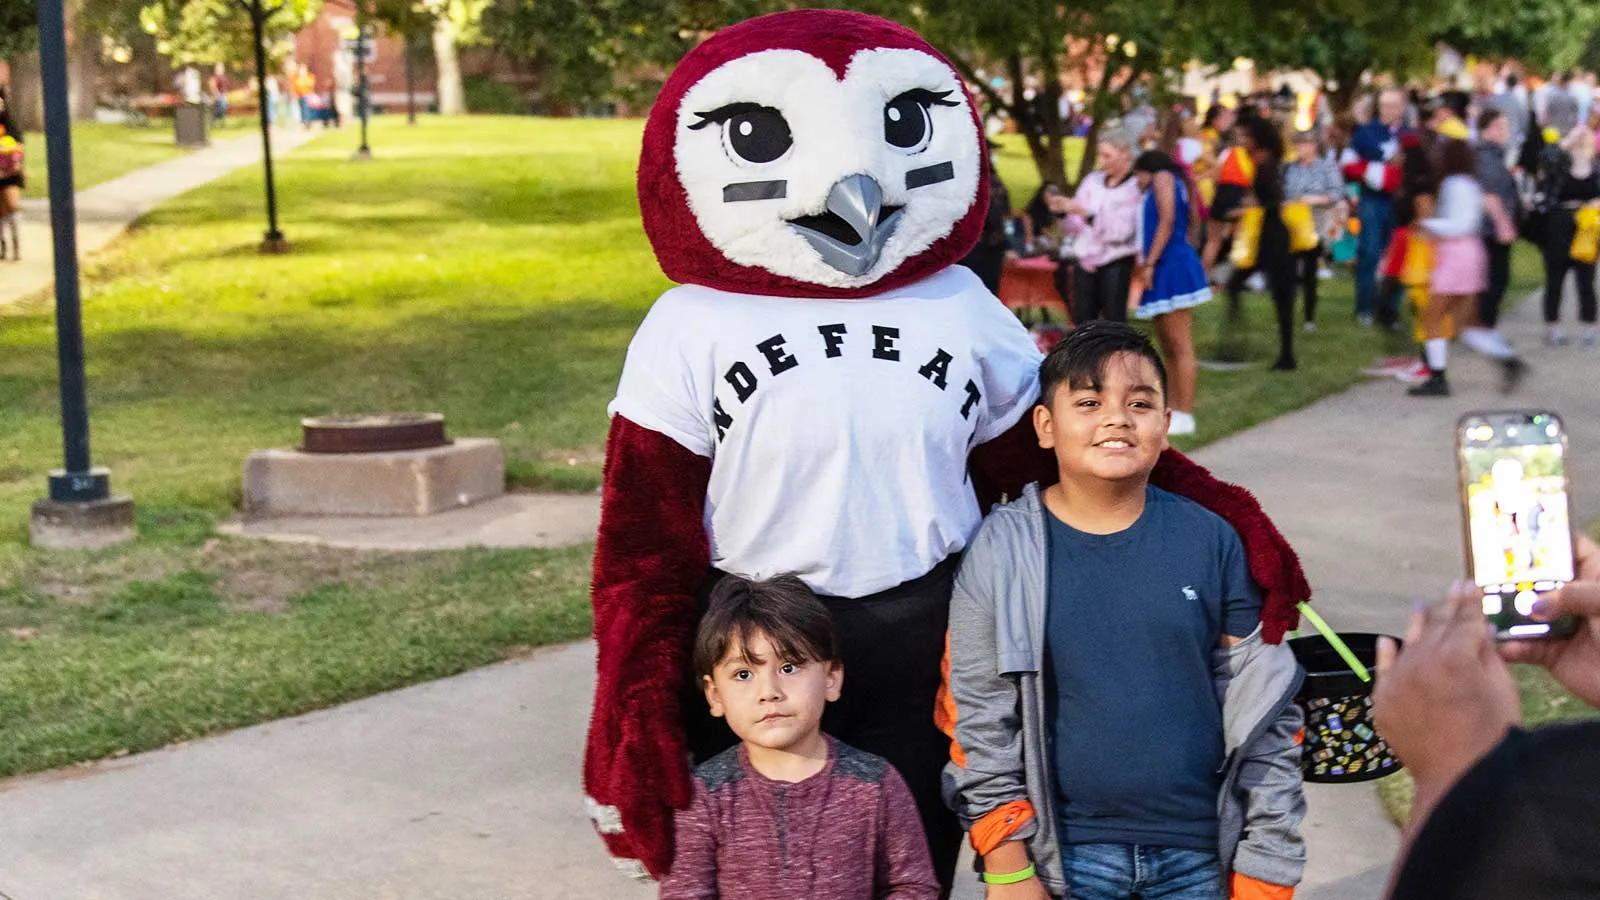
left=1303, top=321, right=1317, bottom=333
left=1245, top=272, right=1267, bottom=291
left=1398, top=361, right=1431, bottom=384
left=1168, top=410, right=1197, bottom=436
left=1317, top=267, right=1334, bottom=280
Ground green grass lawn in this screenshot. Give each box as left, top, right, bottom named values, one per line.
left=20, top=122, right=195, bottom=193
left=0, top=115, right=1550, bottom=778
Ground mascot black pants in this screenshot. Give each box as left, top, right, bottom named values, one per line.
left=686, top=559, right=962, bottom=895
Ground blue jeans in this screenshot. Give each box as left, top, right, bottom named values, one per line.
left=1060, top=843, right=1224, bottom=900
left=1355, top=194, right=1394, bottom=319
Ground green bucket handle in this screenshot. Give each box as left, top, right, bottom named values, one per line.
left=1294, top=602, right=1372, bottom=684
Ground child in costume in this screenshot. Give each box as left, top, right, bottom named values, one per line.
left=661, top=574, right=938, bottom=900
left=0, top=87, right=24, bottom=263
left=1409, top=132, right=1489, bottom=397
left=942, top=323, right=1305, bottom=900
left=1130, top=150, right=1210, bottom=435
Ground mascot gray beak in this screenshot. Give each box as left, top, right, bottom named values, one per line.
left=787, top=174, right=905, bottom=277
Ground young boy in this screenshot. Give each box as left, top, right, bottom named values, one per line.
left=940, top=322, right=1306, bottom=900
left=660, top=574, right=939, bottom=900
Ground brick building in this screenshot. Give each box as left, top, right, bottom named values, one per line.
left=291, top=0, right=437, bottom=111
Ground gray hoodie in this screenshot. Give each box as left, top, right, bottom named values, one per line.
left=940, top=484, right=1307, bottom=896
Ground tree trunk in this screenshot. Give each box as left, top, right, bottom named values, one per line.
left=431, top=15, right=464, bottom=115
left=7, top=50, right=45, bottom=133
left=1327, top=64, right=1366, bottom=117
left=67, top=26, right=99, bottom=121
left=404, top=34, right=417, bottom=124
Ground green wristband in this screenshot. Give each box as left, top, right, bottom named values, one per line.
left=982, top=863, right=1036, bottom=885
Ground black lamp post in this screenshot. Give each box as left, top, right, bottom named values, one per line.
left=29, top=0, right=135, bottom=548
left=248, top=0, right=290, bottom=253
left=352, top=12, right=373, bottom=161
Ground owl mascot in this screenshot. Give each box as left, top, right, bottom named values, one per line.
left=583, top=8, right=1308, bottom=893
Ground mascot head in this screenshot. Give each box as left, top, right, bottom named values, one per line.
left=638, top=9, right=989, bottom=299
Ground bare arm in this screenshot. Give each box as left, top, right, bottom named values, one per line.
left=1147, top=171, right=1177, bottom=264
left=1483, top=194, right=1515, bottom=243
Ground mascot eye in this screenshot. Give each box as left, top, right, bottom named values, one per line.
left=884, top=89, right=958, bottom=153
left=692, top=103, right=793, bottom=165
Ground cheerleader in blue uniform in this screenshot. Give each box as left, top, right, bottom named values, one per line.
left=1132, top=150, right=1212, bottom=436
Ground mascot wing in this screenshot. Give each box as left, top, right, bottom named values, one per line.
left=583, top=416, right=710, bottom=880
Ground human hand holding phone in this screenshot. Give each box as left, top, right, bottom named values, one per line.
left=1373, top=585, right=1522, bottom=833
left=1500, top=534, right=1600, bottom=707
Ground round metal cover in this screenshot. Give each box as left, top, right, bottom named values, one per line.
left=301, top=413, right=450, bottom=454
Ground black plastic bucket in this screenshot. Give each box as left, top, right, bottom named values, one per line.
left=1289, top=632, right=1404, bottom=783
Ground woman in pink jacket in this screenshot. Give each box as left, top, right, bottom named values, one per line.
left=1051, top=127, right=1143, bottom=323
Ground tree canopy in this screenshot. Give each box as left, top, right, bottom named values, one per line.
left=0, top=0, right=36, bottom=59
left=137, top=0, right=323, bottom=66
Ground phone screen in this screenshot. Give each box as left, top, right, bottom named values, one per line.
left=1459, top=412, right=1576, bottom=637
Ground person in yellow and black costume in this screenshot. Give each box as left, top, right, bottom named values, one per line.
left=1224, top=118, right=1300, bottom=371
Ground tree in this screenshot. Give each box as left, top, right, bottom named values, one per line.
left=369, top=0, right=434, bottom=121
left=0, top=0, right=35, bottom=59
left=419, top=0, right=488, bottom=114
left=1433, top=0, right=1600, bottom=73
left=1212, top=0, right=1446, bottom=115
left=4, top=0, right=117, bottom=130
left=480, top=0, right=763, bottom=113
left=2, top=0, right=42, bottom=133
left=138, top=0, right=321, bottom=67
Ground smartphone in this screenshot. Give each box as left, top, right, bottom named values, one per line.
left=1457, top=411, right=1579, bottom=639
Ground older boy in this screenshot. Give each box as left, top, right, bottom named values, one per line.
left=940, top=322, right=1306, bottom=900
left=661, top=575, right=939, bottom=900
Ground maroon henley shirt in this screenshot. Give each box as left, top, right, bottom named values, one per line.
left=659, top=736, right=939, bottom=900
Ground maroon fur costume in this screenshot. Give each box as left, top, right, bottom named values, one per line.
left=584, top=10, right=1308, bottom=881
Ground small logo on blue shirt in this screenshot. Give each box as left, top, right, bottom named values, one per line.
left=1182, top=585, right=1199, bottom=602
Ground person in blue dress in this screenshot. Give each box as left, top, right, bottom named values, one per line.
left=1132, top=150, right=1212, bottom=436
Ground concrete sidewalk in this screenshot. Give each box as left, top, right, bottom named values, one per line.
left=2, top=291, right=1595, bottom=899
left=1, top=128, right=320, bottom=309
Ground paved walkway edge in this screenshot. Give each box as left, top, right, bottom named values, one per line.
left=2, top=128, right=322, bottom=309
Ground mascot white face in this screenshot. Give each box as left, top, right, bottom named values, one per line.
left=670, top=47, right=981, bottom=289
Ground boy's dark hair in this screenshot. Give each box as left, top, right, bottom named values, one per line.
left=693, top=574, right=840, bottom=680
left=1037, top=321, right=1168, bottom=407
left=1477, top=107, right=1505, bottom=134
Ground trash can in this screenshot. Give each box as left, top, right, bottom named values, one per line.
left=174, top=102, right=210, bottom=148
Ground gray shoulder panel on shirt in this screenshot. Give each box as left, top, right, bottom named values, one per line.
left=833, top=743, right=890, bottom=784
left=695, top=746, right=746, bottom=793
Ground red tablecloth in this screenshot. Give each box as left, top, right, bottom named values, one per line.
left=998, top=256, right=1068, bottom=320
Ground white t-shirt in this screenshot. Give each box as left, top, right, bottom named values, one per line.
left=610, top=266, right=1041, bottom=597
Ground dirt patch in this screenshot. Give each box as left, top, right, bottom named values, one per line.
left=208, top=540, right=419, bottom=612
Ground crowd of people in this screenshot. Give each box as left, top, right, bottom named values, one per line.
left=171, top=57, right=352, bottom=131
left=964, top=68, right=1600, bottom=428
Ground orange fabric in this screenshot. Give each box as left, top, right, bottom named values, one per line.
left=292, top=72, right=316, bottom=97
left=935, top=632, right=967, bottom=767
left=1231, top=872, right=1295, bottom=900
left=1218, top=146, right=1256, bottom=187
left=970, top=800, right=1036, bottom=856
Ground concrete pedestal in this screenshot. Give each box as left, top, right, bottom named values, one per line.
left=243, top=438, right=504, bottom=518
left=30, top=496, right=138, bottom=549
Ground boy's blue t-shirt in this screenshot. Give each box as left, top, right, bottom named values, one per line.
left=1043, top=484, right=1262, bottom=851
